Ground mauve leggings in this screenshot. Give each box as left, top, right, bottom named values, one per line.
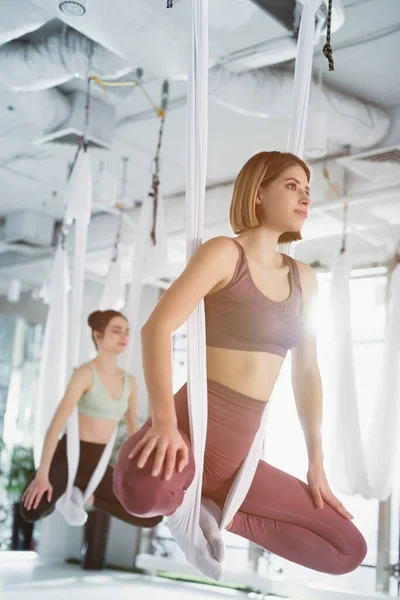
left=116, top=379, right=367, bottom=575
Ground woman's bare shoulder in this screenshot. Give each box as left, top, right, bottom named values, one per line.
left=201, top=235, right=240, bottom=257
left=294, top=260, right=318, bottom=298
left=295, top=259, right=316, bottom=277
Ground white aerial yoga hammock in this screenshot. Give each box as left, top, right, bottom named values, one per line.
left=54, top=149, right=118, bottom=526
left=327, top=250, right=370, bottom=497
left=56, top=168, right=167, bottom=525
left=100, top=252, right=126, bottom=311
left=364, top=263, right=400, bottom=500
left=34, top=245, right=70, bottom=469
left=165, top=0, right=322, bottom=581
left=282, top=0, right=326, bottom=257
left=287, top=0, right=328, bottom=158
left=329, top=257, right=400, bottom=501
left=123, top=188, right=168, bottom=372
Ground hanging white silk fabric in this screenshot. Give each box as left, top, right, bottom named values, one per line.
left=34, top=246, right=70, bottom=468
left=165, top=0, right=323, bottom=582
left=100, top=253, right=126, bottom=311
left=166, top=0, right=210, bottom=567
left=363, top=265, right=400, bottom=500
left=123, top=190, right=159, bottom=372
left=282, top=0, right=323, bottom=258
left=99, top=188, right=167, bottom=370
left=55, top=149, right=117, bottom=526
left=286, top=0, right=325, bottom=158
left=327, top=251, right=370, bottom=496
left=329, top=260, right=400, bottom=501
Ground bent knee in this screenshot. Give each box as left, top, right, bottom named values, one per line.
left=333, top=528, right=368, bottom=575
left=113, top=428, right=195, bottom=518
left=19, top=504, right=45, bottom=523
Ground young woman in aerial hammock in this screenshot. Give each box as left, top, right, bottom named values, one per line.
left=21, top=309, right=161, bottom=529
left=114, top=151, right=367, bottom=576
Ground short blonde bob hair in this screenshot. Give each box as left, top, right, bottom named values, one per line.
left=229, top=151, right=311, bottom=244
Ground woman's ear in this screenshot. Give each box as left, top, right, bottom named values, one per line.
left=255, top=188, right=262, bottom=205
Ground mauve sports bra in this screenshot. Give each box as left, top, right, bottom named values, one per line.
left=204, top=237, right=304, bottom=358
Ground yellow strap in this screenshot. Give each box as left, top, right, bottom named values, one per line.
left=89, top=76, right=165, bottom=118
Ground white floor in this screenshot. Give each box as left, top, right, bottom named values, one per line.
left=0, top=552, right=394, bottom=600
left=0, top=553, right=268, bottom=600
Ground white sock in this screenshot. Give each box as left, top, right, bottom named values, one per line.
left=199, top=497, right=225, bottom=563
left=188, top=528, right=224, bottom=582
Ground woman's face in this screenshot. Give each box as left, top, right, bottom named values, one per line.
left=96, top=317, right=130, bottom=354
left=256, top=164, right=311, bottom=235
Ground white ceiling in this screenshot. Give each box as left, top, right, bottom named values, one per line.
left=319, top=0, right=400, bottom=106
left=0, top=0, right=399, bottom=294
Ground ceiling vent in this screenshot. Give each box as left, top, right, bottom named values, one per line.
left=3, top=210, right=55, bottom=248
left=250, top=0, right=345, bottom=33
left=337, top=146, right=400, bottom=184
left=33, top=90, right=115, bottom=151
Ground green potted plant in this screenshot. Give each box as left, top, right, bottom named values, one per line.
left=5, top=445, right=36, bottom=550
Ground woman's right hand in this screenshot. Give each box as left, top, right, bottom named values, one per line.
left=22, top=472, right=53, bottom=511
left=128, top=424, right=189, bottom=481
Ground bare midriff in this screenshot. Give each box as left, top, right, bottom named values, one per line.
left=78, top=412, right=117, bottom=444
left=206, top=345, right=284, bottom=403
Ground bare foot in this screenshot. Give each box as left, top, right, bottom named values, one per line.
left=86, top=495, right=95, bottom=506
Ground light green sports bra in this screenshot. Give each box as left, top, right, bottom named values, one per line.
left=78, top=362, right=130, bottom=421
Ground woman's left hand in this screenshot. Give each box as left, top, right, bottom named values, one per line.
left=307, top=463, right=354, bottom=520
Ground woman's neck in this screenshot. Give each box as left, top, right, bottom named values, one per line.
left=92, top=351, right=119, bottom=374
left=240, top=228, right=282, bottom=267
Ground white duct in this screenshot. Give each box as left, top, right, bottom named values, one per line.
left=0, top=2, right=390, bottom=155
left=5, top=88, right=71, bottom=132
left=0, top=0, right=49, bottom=46
left=208, top=65, right=390, bottom=149
left=0, top=26, right=130, bottom=91
left=209, top=0, right=258, bottom=30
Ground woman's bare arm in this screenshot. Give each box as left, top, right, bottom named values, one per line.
left=291, top=262, right=323, bottom=466
left=124, top=375, right=139, bottom=437
left=37, top=365, right=92, bottom=476
left=141, top=236, right=237, bottom=427
left=291, top=262, right=354, bottom=519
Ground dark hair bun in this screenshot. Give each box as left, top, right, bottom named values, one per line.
left=88, top=310, right=104, bottom=330
left=88, top=309, right=127, bottom=335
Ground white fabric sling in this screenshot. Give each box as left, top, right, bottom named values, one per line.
left=123, top=187, right=164, bottom=372
left=283, top=0, right=325, bottom=258
left=34, top=245, right=70, bottom=469
left=56, top=427, right=117, bottom=526
left=100, top=252, right=126, bottom=311
left=165, top=0, right=323, bottom=581
left=57, top=185, right=159, bottom=525
left=363, top=264, right=400, bottom=500
left=327, top=251, right=370, bottom=496
left=166, top=0, right=210, bottom=558
left=287, top=0, right=326, bottom=158
left=54, top=149, right=114, bottom=526
left=328, top=258, right=400, bottom=502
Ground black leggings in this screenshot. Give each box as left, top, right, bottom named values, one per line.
left=20, top=436, right=162, bottom=528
